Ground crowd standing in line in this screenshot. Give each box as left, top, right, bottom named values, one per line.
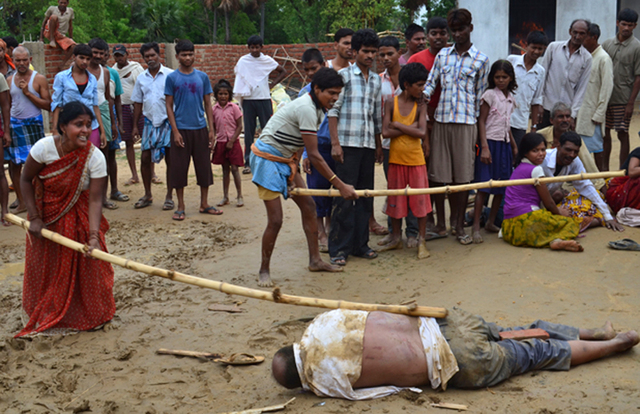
left=3, top=4, right=640, bottom=335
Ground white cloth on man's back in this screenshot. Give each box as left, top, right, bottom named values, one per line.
left=616, top=207, right=640, bottom=226
left=233, top=53, right=278, bottom=100
left=113, top=61, right=144, bottom=104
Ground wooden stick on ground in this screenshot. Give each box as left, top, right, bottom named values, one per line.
left=5, top=214, right=447, bottom=318
left=156, top=348, right=222, bottom=359
left=289, top=170, right=624, bottom=198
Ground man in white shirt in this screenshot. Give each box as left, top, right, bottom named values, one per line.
left=575, top=23, right=613, bottom=171
left=542, top=132, right=623, bottom=231
left=130, top=42, right=174, bottom=211
left=539, top=19, right=592, bottom=129
left=233, top=35, right=287, bottom=174
left=507, top=30, right=547, bottom=147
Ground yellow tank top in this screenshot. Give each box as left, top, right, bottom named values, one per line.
left=389, top=97, right=425, bottom=166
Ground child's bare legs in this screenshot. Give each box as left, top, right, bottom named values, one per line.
left=260, top=197, right=283, bottom=287
left=451, top=190, right=469, bottom=242
left=417, top=216, right=430, bottom=259
left=318, top=216, right=330, bottom=250
left=472, top=191, right=488, bottom=243
left=378, top=218, right=403, bottom=251
left=485, top=194, right=502, bottom=233
left=220, top=163, right=231, bottom=204
left=230, top=164, right=243, bottom=204
left=569, top=331, right=639, bottom=366
left=126, top=139, right=139, bottom=183
left=8, top=162, right=26, bottom=212
left=0, top=171, right=8, bottom=225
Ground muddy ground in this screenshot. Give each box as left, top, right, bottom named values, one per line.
left=0, top=128, right=638, bottom=414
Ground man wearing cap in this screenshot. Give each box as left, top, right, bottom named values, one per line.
left=112, top=44, right=145, bottom=186
left=39, top=0, right=76, bottom=70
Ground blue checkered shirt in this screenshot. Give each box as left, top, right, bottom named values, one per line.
left=327, top=64, right=382, bottom=149
left=424, top=45, right=490, bottom=125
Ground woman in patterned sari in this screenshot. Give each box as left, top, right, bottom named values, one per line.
left=502, top=133, right=582, bottom=252
left=16, top=101, right=114, bottom=337
left=606, top=147, right=640, bottom=214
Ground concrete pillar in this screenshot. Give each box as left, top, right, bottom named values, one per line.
left=164, top=43, right=178, bottom=69
left=457, top=0, right=510, bottom=63
left=22, top=41, right=50, bottom=133
left=555, top=0, right=617, bottom=42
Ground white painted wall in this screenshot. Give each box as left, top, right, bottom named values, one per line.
left=458, top=0, right=510, bottom=63
left=555, top=0, right=617, bottom=42
left=621, top=0, right=640, bottom=39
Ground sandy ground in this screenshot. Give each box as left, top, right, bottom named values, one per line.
left=0, top=125, right=639, bottom=414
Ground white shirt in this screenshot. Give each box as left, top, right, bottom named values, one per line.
left=131, top=65, right=173, bottom=127
left=542, top=148, right=613, bottom=221
left=30, top=136, right=107, bottom=191
left=113, top=61, right=145, bottom=105
left=507, top=54, right=545, bottom=130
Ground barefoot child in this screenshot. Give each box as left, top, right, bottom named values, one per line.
left=211, top=79, right=244, bottom=207
left=249, top=68, right=358, bottom=287
left=502, top=133, right=582, bottom=252
left=472, top=60, right=518, bottom=243
left=379, top=63, right=431, bottom=259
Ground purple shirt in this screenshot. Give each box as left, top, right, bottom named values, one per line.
left=504, top=162, right=545, bottom=219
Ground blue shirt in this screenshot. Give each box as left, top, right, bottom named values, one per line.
left=51, top=68, right=100, bottom=130
left=164, top=69, right=212, bottom=130
left=299, top=83, right=330, bottom=160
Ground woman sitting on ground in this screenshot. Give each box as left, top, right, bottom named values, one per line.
left=605, top=147, right=640, bottom=214
left=502, top=133, right=582, bottom=252
left=16, top=101, right=115, bottom=337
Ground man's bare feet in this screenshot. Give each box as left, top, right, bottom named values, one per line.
left=258, top=271, right=274, bottom=287
left=472, top=230, right=483, bottom=244
left=485, top=222, right=500, bottom=233
left=417, top=240, right=430, bottom=259
left=550, top=239, right=584, bottom=252
left=377, top=237, right=403, bottom=252
left=615, top=331, right=640, bottom=352
left=309, top=260, right=344, bottom=273
left=406, top=236, right=419, bottom=248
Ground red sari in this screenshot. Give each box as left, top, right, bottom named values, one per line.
left=16, top=144, right=115, bottom=337
left=605, top=176, right=640, bottom=214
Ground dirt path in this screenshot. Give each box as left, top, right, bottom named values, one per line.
left=0, top=126, right=638, bottom=414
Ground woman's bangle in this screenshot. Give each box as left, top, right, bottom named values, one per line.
left=329, top=174, right=337, bottom=182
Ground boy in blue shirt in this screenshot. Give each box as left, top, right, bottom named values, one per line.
left=165, top=39, right=217, bottom=220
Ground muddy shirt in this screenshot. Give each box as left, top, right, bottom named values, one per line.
left=293, top=310, right=458, bottom=400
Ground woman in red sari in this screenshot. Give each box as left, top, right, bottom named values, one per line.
left=17, top=101, right=115, bottom=337
left=606, top=147, right=640, bottom=214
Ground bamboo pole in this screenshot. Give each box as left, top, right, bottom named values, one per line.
left=4, top=214, right=447, bottom=318
left=289, top=170, right=624, bottom=198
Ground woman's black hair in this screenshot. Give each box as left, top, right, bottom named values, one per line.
left=57, top=101, right=95, bottom=135
left=488, top=59, right=518, bottom=94
left=399, top=63, right=429, bottom=91
left=515, top=132, right=546, bottom=166
left=311, top=67, right=344, bottom=91
left=214, top=79, right=233, bottom=100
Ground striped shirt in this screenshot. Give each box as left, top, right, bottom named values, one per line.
left=258, top=93, right=323, bottom=158
left=327, top=64, right=382, bottom=149
left=424, top=45, right=490, bottom=125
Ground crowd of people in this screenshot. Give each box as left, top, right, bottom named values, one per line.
left=4, top=2, right=640, bottom=335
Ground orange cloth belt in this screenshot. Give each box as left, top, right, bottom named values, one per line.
left=251, top=143, right=299, bottom=185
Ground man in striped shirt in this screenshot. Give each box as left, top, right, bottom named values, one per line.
left=423, top=8, right=489, bottom=245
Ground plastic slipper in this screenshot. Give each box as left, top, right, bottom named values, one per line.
left=242, top=166, right=251, bottom=175
left=162, top=200, right=175, bottom=211
left=200, top=206, right=223, bottom=215
left=151, top=176, right=163, bottom=185
left=134, top=197, right=153, bottom=209
left=9, top=199, right=19, bottom=209
left=172, top=210, right=186, bottom=221
left=608, top=239, right=640, bottom=251
left=213, top=353, right=265, bottom=366
left=216, top=197, right=230, bottom=207
left=124, top=178, right=139, bottom=186
left=111, top=191, right=130, bottom=202
left=236, top=196, right=244, bottom=207
left=356, top=249, right=378, bottom=259
left=424, top=231, right=447, bottom=242
left=103, top=201, right=119, bottom=210
left=330, top=256, right=346, bottom=266
left=457, top=234, right=473, bottom=245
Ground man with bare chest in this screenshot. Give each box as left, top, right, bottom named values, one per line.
left=272, top=309, right=638, bottom=399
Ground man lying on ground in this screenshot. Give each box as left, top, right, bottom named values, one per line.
left=272, top=308, right=638, bottom=400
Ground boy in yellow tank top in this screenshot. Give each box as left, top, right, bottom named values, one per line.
left=379, top=63, right=432, bottom=259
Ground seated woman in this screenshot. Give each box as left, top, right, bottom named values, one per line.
left=606, top=147, right=640, bottom=214
left=16, top=101, right=115, bottom=337
left=502, top=133, right=582, bottom=252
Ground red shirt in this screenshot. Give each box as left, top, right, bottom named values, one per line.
left=408, top=49, right=441, bottom=109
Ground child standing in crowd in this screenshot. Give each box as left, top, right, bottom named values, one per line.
left=502, top=133, right=582, bottom=252
left=379, top=63, right=431, bottom=259
left=472, top=60, right=518, bottom=244
left=211, top=79, right=244, bottom=208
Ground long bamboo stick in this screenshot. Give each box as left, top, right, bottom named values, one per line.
left=289, top=170, right=624, bottom=198
left=4, top=214, right=447, bottom=318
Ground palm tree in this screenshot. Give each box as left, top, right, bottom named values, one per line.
left=204, top=0, right=221, bottom=43
left=135, top=0, right=183, bottom=42
left=219, top=0, right=252, bottom=44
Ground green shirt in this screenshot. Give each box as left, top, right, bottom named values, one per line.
left=602, top=35, right=640, bottom=105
